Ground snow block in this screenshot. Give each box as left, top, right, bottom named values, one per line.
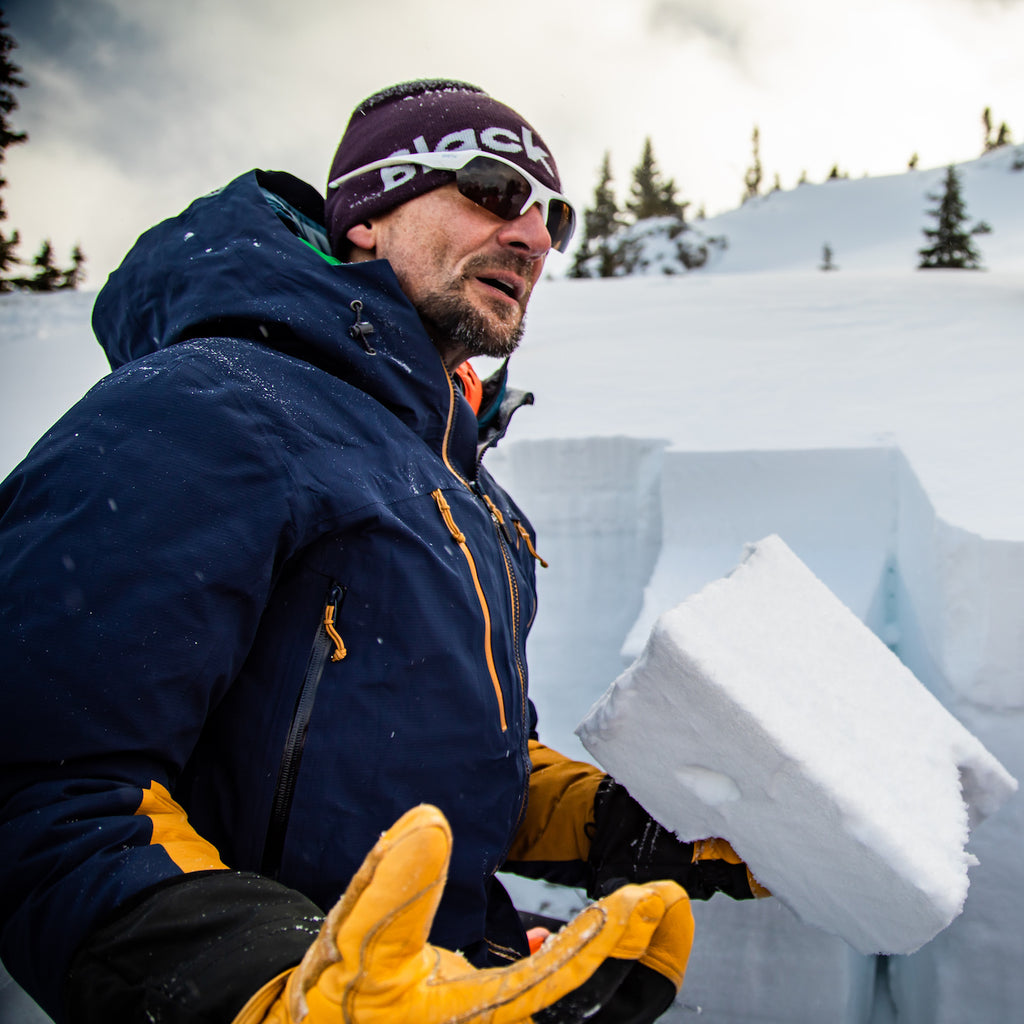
left=576, top=534, right=1017, bottom=955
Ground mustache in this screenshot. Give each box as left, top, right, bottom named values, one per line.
left=460, top=251, right=538, bottom=282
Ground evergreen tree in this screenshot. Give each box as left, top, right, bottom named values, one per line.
left=982, top=107, right=1013, bottom=152
left=918, top=165, right=991, bottom=269
left=61, top=243, right=86, bottom=289
left=32, top=239, right=61, bottom=290
left=570, top=152, right=627, bottom=278
left=11, top=238, right=60, bottom=291
left=0, top=12, right=86, bottom=291
left=626, top=137, right=686, bottom=221
left=0, top=9, right=27, bottom=283
left=742, top=125, right=762, bottom=203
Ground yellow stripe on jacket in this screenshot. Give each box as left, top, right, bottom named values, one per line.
left=135, top=780, right=227, bottom=873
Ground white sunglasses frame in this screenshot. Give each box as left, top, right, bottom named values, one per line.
left=327, top=149, right=576, bottom=253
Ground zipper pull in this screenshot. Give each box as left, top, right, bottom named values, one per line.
left=513, top=520, right=549, bottom=568
left=324, top=587, right=347, bottom=662
left=348, top=300, right=376, bottom=354
left=476, top=486, right=515, bottom=545
left=432, top=489, right=466, bottom=543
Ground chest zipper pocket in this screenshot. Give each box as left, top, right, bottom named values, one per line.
left=432, top=489, right=508, bottom=732
left=261, top=584, right=346, bottom=878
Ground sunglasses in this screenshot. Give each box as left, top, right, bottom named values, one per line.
left=328, top=149, right=577, bottom=254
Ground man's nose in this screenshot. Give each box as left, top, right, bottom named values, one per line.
left=497, top=203, right=552, bottom=257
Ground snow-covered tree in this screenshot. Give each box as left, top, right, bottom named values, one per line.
left=570, top=152, right=627, bottom=278
left=918, top=165, right=991, bottom=270
left=572, top=140, right=721, bottom=278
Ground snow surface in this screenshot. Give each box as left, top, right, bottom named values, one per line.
left=577, top=535, right=1015, bottom=955
left=2, top=147, right=1024, bottom=1022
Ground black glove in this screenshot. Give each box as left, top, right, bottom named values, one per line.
left=536, top=955, right=677, bottom=1024
left=587, top=778, right=761, bottom=902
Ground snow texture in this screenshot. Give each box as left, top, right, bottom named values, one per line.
left=576, top=534, right=1016, bottom=955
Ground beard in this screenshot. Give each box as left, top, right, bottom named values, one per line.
left=413, top=253, right=532, bottom=362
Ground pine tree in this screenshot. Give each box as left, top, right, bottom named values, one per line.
left=0, top=13, right=86, bottom=291
left=982, top=107, right=1013, bottom=153
left=11, top=238, right=61, bottom=291
left=0, top=9, right=27, bottom=284
left=742, top=125, right=762, bottom=203
left=918, top=165, right=991, bottom=269
left=61, top=244, right=86, bottom=289
left=570, top=152, right=627, bottom=278
left=626, top=137, right=686, bottom=221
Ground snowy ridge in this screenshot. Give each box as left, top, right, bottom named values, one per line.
left=696, top=145, right=1024, bottom=275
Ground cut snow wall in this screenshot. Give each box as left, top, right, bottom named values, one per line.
left=621, top=448, right=898, bottom=660
left=894, top=449, right=1024, bottom=711
left=486, top=437, right=665, bottom=762
left=490, top=437, right=1024, bottom=1024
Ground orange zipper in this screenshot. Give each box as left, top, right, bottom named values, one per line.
left=431, top=489, right=508, bottom=731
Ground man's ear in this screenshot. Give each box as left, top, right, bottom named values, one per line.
left=346, top=221, right=376, bottom=259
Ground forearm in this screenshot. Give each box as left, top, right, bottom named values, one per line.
left=66, top=871, right=322, bottom=1024
left=503, top=740, right=603, bottom=886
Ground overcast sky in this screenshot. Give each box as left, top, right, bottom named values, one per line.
left=3, top=0, right=1022, bottom=287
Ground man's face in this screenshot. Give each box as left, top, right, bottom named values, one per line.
left=349, top=183, right=551, bottom=369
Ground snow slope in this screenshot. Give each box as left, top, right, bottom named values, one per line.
left=2, top=146, right=1023, bottom=1023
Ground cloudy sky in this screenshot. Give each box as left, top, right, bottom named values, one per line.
left=3, top=0, right=1022, bottom=287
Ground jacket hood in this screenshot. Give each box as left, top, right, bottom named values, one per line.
left=92, top=170, right=469, bottom=456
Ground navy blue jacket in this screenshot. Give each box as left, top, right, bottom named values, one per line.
left=0, top=171, right=549, bottom=1020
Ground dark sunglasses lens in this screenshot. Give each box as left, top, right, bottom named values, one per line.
left=457, top=156, right=576, bottom=252
left=456, top=157, right=530, bottom=221
left=546, top=201, right=576, bottom=253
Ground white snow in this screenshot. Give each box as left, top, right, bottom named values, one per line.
left=2, top=145, right=1024, bottom=1022
left=577, top=535, right=1016, bottom=955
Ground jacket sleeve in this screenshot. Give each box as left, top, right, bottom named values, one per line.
left=505, top=745, right=768, bottom=902
left=0, top=350, right=314, bottom=1022
left=502, top=740, right=604, bottom=888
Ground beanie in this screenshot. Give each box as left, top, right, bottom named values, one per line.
left=324, top=79, right=563, bottom=255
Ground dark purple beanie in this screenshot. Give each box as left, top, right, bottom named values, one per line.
left=325, top=79, right=563, bottom=254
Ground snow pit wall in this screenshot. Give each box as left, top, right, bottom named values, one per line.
left=488, top=437, right=1024, bottom=1024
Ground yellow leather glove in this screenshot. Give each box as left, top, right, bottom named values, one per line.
left=233, top=804, right=693, bottom=1024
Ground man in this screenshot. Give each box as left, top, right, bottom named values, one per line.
left=0, top=80, right=760, bottom=1024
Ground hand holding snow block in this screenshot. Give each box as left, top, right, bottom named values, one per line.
left=576, top=534, right=1017, bottom=955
